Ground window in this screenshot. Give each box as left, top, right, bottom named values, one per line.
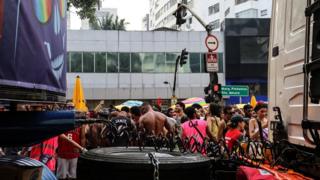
left=95, top=52, right=106, bottom=72
left=189, top=17, right=192, bottom=24
left=208, top=3, right=219, bottom=15
left=142, top=53, right=156, bottom=72
left=210, top=19, right=220, bottom=30
left=240, top=37, right=269, bottom=64
left=107, top=52, right=118, bottom=73
left=235, top=0, right=249, bottom=5
left=166, top=53, right=179, bottom=73
left=261, top=9, right=268, bottom=16
left=225, top=8, right=230, bottom=17
left=67, top=53, right=70, bottom=72
left=235, top=8, right=258, bottom=18
left=70, top=52, right=82, bottom=72
left=189, top=53, right=201, bottom=73
left=119, top=53, right=131, bottom=72
left=131, top=53, right=142, bottom=73
left=154, top=53, right=166, bottom=72
left=83, top=52, right=94, bottom=72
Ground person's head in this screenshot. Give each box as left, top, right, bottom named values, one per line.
left=223, top=105, right=235, bottom=121
left=130, top=106, right=141, bottom=120
left=191, top=103, right=202, bottom=110
left=176, top=102, right=185, bottom=111
left=243, top=104, right=253, bottom=117
left=184, top=107, right=197, bottom=120
left=209, top=103, right=221, bottom=117
left=166, top=108, right=176, bottom=118
left=254, top=103, right=268, bottom=119
left=140, top=102, right=151, bottom=114
left=230, top=115, right=245, bottom=130
left=121, top=106, right=130, bottom=113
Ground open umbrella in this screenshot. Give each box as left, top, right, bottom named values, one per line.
left=115, top=100, right=143, bottom=110
left=182, top=97, right=207, bottom=108
left=72, top=75, right=88, bottom=112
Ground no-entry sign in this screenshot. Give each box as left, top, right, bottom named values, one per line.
left=205, top=34, right=219, bottom=51
left=206, top=52, right=219, bottom=72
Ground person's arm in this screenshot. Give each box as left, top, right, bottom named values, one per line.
left=217, top=120, right=225, bottom=141
left=80, top=125, right=87, bottom=147
left=249, top=118, right=259, bottom=139
left=206, top=118, right=215, bottom=141
left=59, top=134, right=87, bottom=152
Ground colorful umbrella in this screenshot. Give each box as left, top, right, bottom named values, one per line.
left=115, top=100, right=143, bottom=110
left=72, top=75, right=88, bottom=112
left=182, top=97, right=207, bottom=108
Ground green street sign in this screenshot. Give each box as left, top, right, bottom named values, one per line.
left=221, top=85, right=249, bottom=97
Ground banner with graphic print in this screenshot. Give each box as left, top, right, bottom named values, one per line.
left=0, top=0, right=67, bottom=101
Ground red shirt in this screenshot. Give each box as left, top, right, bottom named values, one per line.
left=30, top=136, right=58, bottom=172
left=225, top=128, right=243, bottom=151
left=57, top=128, right=81, bottom=159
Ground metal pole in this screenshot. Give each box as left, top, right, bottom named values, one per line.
left=173, top=56, right=180, bottom=98
left=303, top=0, right=313, bottom=144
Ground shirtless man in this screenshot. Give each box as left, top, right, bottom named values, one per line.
left=139, top=103, right=176, bottom=136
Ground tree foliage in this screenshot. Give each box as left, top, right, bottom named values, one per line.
left=90, top=14, right=129, bottom=30
left=68, top=0, right=100, bottom=21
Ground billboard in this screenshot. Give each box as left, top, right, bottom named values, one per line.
left=0, top=0, right=67, bottom=102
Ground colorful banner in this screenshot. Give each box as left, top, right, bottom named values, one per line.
left=0, top=0, right=67, bottom=94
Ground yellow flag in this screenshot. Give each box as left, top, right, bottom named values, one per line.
left=250, top=95, right=257, bottom=109
left=72, top=75, right=88, bottom=112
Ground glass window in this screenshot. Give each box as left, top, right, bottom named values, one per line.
left=235, top=8, right=258, bottom=18
left=131, top=53, right=142, bottom=73
left=70, top=52, right=82, bottom=72
left=225, top=8, right=230, bottom=17
left=261, top=9, right=268, bottom=16
left=67, top=52, right=70, bottom=72
left=208, top=3, right=219, bottom=15
left=240, top=37, right=269, bottom=64
left=166, top=53, right=179, bottom=73
left=142, top=53, right=156, bottom=72
left=119, top=53, right=130, bottom=72
left=83, top=52, right=94, bottom=72
left=107, top=52, right=119, bottom=73
left=95, top=52, right=106, bottom=73
left=209, top=19, right=220, bottom=30
left=189, top=53, right=200, bottom=73
left=235, top=0, right=249, bottom=5
left=154, top=53, right=166, bottom=72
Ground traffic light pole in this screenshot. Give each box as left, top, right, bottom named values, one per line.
left=172, top=55, right=180, bottom=100
left=174, top=3, right=220, bottom=103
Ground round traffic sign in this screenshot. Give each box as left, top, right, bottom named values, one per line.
left=205, top=35, right=219, bottom=51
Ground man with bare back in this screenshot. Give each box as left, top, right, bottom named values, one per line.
left=139, top=103, right=176, bottom=136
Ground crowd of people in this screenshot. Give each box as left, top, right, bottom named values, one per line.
left=0, top=101, right=269, bottom=180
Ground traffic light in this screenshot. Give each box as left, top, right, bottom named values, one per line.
left=173, top=3, right=187, bottom=27
left=180, top=48, right=188, bottom=67
left=212, top=84, right=222, bottom=103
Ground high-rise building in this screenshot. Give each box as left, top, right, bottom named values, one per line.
left=81, top=8, right=118, bottom=30
left=142, top=14, right=150, bottom=31
left=148, top=0, right=272, bottom=31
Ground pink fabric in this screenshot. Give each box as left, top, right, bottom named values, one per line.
left=181, top=119, right=207, bottom=145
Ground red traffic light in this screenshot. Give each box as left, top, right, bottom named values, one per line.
left=213, top=84, right=221, bottom=92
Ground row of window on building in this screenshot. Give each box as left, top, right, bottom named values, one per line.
left=67, top=52, right=224, bottom=73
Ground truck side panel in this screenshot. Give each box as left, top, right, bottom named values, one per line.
left=269, top=0, right=319, bottom=147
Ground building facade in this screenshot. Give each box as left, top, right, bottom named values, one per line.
left=224, top=18, right=270, bottom=104
left=67, top=30, right=225, bottom=107
left=148, top=0, right=272, bottom=31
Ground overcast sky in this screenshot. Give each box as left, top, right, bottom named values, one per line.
left=70, top=0, right=150, bottom=30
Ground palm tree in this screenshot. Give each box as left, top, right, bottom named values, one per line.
left=90, top=14, right=129, bottom=30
